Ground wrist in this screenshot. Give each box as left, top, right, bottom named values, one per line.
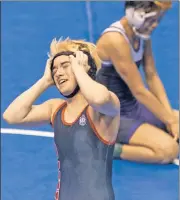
left=72, top=65, right=87, bottom=79
left=39, top=77, right=52, bottom=89
left=73, top=65, right=87, bottom=73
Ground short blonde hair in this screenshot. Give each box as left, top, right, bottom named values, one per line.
left=154, top=1, right=172, bottom=10
left=48, top=37, right=101, bottom=70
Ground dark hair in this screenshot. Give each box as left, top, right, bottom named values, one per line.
left=125, top=1, right=158, bottom=12
left=51, top=50, right=97, bottom=81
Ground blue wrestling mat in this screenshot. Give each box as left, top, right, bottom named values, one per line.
left=1, top=130, right=179, bottom=200
left=1, top=2, right=179, bottom=200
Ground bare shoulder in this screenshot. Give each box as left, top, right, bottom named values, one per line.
left=98, top=31, right=128, bottom=49
left=108, top=32, right=131, bottom=55
left=47, top=98, right=66, bottom=113
left=46, top=98, right=66, bottom=126
left=97, top=32, right=129, bottom=66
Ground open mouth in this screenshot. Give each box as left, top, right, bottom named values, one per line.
left=58, top=79, right=67, bottom=85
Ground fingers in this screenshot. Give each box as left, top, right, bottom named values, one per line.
left=69, top=55, right=75, bottom=63
left=70, top=51, right=88, bottom=65
left=172, top=128, right=179, bottom=141
left=173, top=134, right=178, bottom=141
left=167, top=123, right=179, bottom=141
left=171, top=130, right=179, bottom=141
left=46, top=58, right=53, bottom=69
left=69, top=51, right=89, bottom=71
left=77, top=51, right=88, bottom=64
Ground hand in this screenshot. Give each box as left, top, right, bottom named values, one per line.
left=166, top=120, right=179, bottom=141
left=69, top=51, right=89, bottom=73
left=42, top=58, right=55, bottom=86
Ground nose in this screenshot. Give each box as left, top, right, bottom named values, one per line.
left=56, top=66, right=64, bottom=75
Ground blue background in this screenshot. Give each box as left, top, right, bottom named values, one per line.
left=2, top=1, right=179, bottom=131
left=1, top=2, right=179, bottom=200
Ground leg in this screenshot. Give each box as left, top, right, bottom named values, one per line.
left=116, top=123, right=178, bottom=164
left=114, top=116, right=179, bottom=164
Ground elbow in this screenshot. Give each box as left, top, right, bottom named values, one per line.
left=3, top=114, right=12, bottom=124
left=3, top=112, right=18, bottom=124
left=3, top=113, right=13, bottom=124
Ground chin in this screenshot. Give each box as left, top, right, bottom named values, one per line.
left=59, top=86, right=74, bottom=96
left=59, top=89, right=71, bottom=96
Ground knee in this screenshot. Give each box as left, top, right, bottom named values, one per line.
left=154, top=139, right=179, bottom=164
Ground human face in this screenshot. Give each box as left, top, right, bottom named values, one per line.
left=51, top=55, right=78, bottom=96
left=137, top=9, right=165, bottom=35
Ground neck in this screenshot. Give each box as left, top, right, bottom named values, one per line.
left=66, top=92, right=88, bottom=109
left=121, top=17, right=140, bottom=41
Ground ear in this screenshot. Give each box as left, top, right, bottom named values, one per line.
left=125, top=7, right=134, bottom=24
left=126, top=7, right=146, bottom=29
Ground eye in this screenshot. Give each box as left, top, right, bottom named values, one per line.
left=62, top=63, right=70, bottom=69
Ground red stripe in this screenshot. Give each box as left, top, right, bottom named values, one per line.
left=54, top=142, right=61, bottom=200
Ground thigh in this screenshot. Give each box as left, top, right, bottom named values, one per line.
left=137, top=103, right=167, bottom=131
left=117, top=117, right=144, bottom=144
left=129, top=123, right=176, bottom=151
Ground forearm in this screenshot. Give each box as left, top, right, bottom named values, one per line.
left=135, top=87, right=175, bottom=125
left=73, top=67, right=110, bottom=104
left=147, top=75, right=173, bottom=113
left=3, top=78, right=50, bottom=122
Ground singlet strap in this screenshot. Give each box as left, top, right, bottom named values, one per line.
left=51, top=102, right=66, bottom=127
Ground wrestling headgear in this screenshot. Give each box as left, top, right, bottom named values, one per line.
left=125, top=1, right=172, bottom=40
left=50, top=44, right=97, bottom=99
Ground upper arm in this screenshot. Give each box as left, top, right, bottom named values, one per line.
left=16, top=99, right=63, bottom=125
left=91, top=91, right=120, bottom=117
left=105, top=32, right=146, bottom=95
left=143, top=40, right=157, bottom=80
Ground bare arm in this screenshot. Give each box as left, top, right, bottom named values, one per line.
left=143, top=40, right=173, bottom=114
left=103, top=32, right=175, bottom=125
left=70, top=52, right=120, bottom=117
left=3, top=58, right=59, bottom=125
left=3, top=78, right=55, bottom=125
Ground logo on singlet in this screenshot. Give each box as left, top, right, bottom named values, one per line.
left=79, top=114, right=86, bottom=126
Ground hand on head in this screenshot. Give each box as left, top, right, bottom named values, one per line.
left=42, top=57, right=55, bottom=87
left=69, top=51, right=90, bottom=73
